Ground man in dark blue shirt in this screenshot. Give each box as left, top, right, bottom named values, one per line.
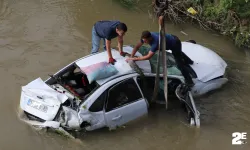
left=126, top=30, right=194, bottom=87
left=91, top=20, right=128, bottom=64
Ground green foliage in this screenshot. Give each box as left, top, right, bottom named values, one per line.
left=220, top=0, right=233, bottom=10
left=202, top=5, right=225, bottom=22
left=200, top=0, right=250, bottom=48
left=114, top=0, right=250, bottom=48
left=234, top=26, right=250, bottom=48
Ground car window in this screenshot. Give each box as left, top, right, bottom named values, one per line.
left=105, top=78, right=142, bottom=112
left=89, top=92, right=106, bottom=112
left=138, top=45, right=176, bottom=67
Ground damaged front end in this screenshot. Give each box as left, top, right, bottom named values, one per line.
left=18, top=78, right=87, bottom=138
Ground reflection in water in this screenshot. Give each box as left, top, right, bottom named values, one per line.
left=0, top=0, right=249, bottom=150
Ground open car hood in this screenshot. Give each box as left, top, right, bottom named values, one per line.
left=20, top=78, right=68, bottom=121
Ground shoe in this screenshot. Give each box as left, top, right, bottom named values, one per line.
left=187, top=82, right=194, bottom=88
left=184, top=60, right=194, bottom=65
left=177, top=84, right=186, bottom=99
left=189, top=61, right=194, bottom=65
left=180, top=83, right=193, bottom=93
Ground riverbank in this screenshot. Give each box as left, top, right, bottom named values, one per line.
left=117, top=0, right=250, bottom=49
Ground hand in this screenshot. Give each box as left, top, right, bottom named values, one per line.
left=109, top=57, right=116, bottom=65
left=159, top=16, right=164, bottom=26
left=125, top=57, right=135, bottom=62
left=120, top=51, right=126, bottom=57
left=120, top=51, right=130, bottom=57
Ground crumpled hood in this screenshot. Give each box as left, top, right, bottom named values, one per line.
left=20, top=78, right=68, bottom=121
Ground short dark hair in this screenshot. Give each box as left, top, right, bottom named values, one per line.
left=141, top=30, right=152, bottom=39
left=117, top=22, right=127, bottom=32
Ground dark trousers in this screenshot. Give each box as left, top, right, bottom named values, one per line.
left=171, top=37, right=194, bottom=85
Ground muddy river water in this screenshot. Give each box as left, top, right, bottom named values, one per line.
left=0, top=0, right=250, bottom=150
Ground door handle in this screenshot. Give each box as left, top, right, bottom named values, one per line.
left=112, top=115, right=122, bottom=121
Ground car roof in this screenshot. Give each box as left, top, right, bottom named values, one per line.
left=73, top=43, right=227, bottom=84
left=74, top=46, right=152, bottom=85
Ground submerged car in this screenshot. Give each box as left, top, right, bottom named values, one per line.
left=18, top=41, right=228, bottom=137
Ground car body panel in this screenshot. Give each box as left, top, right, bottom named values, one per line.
left=18, top=43, right=228, bottom=135
left=20, top=78, right=67, bottom=121
left=75, top=46, right=152, bottom=85
left=180, top=42, right=227, bottom=82
left=75, top=43, right=227, bottom=84
left=104, top=98, right=148, bottom=130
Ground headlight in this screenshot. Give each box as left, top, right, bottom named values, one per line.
left=27, top=99, right=48, bottom=113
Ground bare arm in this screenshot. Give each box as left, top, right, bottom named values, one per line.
left=159, top=15, right=164, bottom=26
left=117, top=36, right=123, bottom=53
left=127, top=51, right=155, bottom=61
left=106, top=39, right=112, bottom=58
left=131, top=42, right=143, bottom=57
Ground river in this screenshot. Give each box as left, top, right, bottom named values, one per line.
left=0, top=0, right=250, bottom=150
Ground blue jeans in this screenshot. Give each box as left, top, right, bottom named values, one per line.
left=91, top=26, right=106, bottom=54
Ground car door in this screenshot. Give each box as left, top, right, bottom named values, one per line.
left=104, top=78, right=148, bottom=129
left=186, top=91, right=200, bottom=127
left=83, top=92, right=107, bottom=131
left=176, top=85, right=200, bottom=127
